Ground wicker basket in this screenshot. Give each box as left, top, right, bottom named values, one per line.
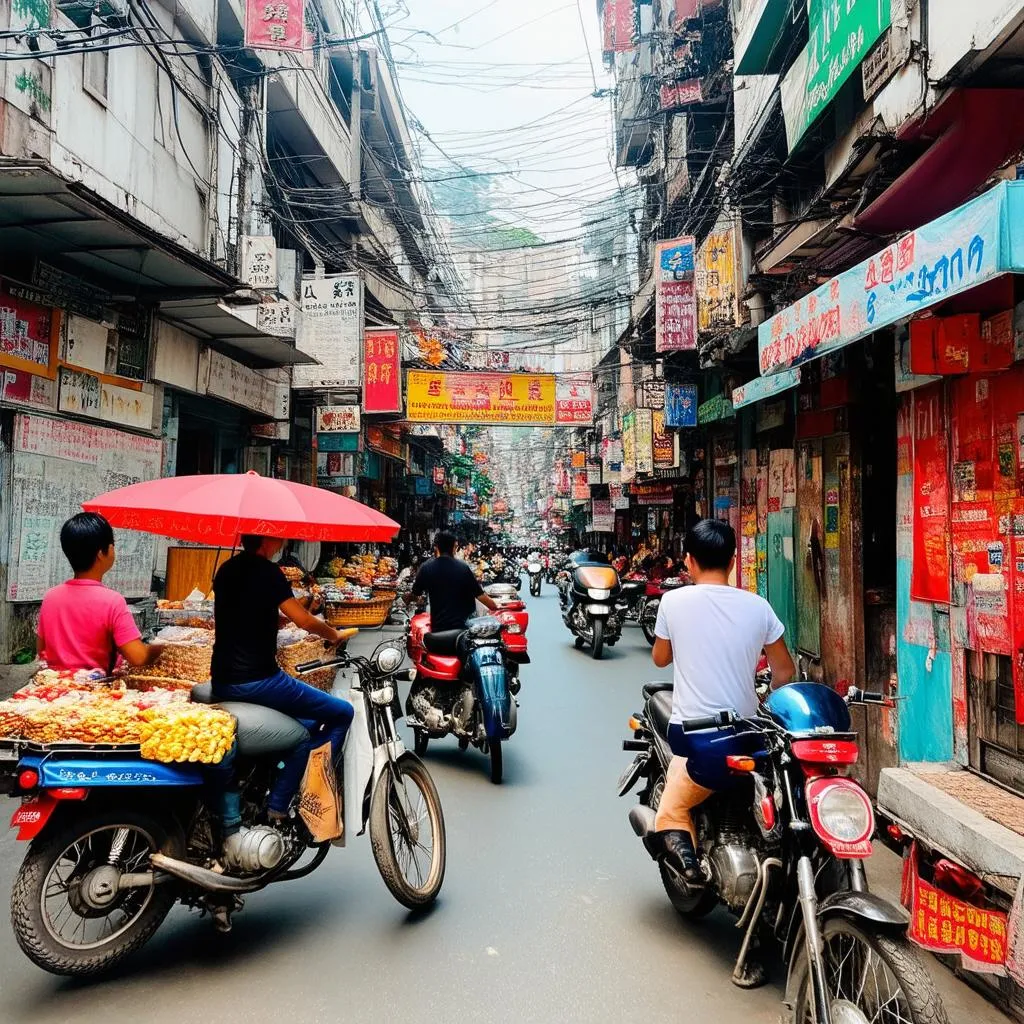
left=132, top=643, right=213, bottom=683
left=277, top=636, right=329, bottom=677
left=295, top=666, right=336, bottom=692
left=372, top=588, right=397, bottom=603
left=325, top=597, right=392, bottom=628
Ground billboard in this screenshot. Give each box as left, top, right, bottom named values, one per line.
left=293, top=275, right=362, bottom=389
left=405, top=371, right=556, bottom=425
left=555, top=372, right=594, bottom=425
left=655, top=237, right=697, bottom=352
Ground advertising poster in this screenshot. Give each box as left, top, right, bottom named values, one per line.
left=555, top=372, right=594, bottom=425
left=665, top=383, right=698, bottom=427
left=655, top=237, right=697, bottom=352
left=406, top=371, right=556, bottom=425
left=911, top=384, right=951, bottom=603
left=635, top=408, right=654, bottom=475
left=652, top=409, right=678, bottom=468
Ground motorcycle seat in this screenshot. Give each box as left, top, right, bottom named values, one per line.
left=423, top=630, right=464, bottom=656
left=647, top=690, right=673, bottom=738
left=642, top=680, right=674, bottom=699
left=192, top=683, right=310, bottom=757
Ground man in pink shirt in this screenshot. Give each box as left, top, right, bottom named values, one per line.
left=37, top=512, right=163, bottom=674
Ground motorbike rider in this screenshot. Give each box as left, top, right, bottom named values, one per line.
left=407, top=530, right=499, bottom=630
left=650, top=518, right=795, bottom=888
left=210, top=535, right=357, bottom=866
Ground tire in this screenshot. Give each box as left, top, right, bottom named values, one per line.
left=489, top=739, right=503, bottom=784
left=789, top=916, right=950, bottom=1024
left=641, top=601, right=660, bottom=646
left=10, top=807, right=180, bottom=978
left=591, top=618, right=604, bottom=659
left=574, top=636, right=586, bottom=649
left=659, top=863, right=718, bottom=918
left=369, top=753, right=446, bottom=909
left=530, top=578, right=540, bottom=597
left=413, top=731, right=429, bottom=756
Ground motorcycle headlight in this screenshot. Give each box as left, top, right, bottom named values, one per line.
left=372, top=645, right=404, bottom=675
left=587, top=588, right=611, bottom=600
left=528, top=563, right=541, bottom=572
left=813, top=782, right=873, bottom=843
left=370, top=684, right=395, bottom=706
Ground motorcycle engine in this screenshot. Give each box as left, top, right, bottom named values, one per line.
left=409, top=683, right=475, bottom=735
left=702, top=808, right=761, bottom=913
left=228, top=825, right=286, bottom=874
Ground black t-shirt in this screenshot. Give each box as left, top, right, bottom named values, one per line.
left=413, top=556, right=484, bottom=632
left=211, top=552, right=293, bottom=685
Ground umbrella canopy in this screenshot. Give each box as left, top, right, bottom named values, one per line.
left=83, top=472, right=400, bottom=546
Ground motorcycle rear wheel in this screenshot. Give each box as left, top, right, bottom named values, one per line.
left=641, top=601, right=659, bottom=646
left=790, top=917, right=949, bottom=1024
left=369, top=753, right=446, bottom=909
left=11, top=808, right=180, bottom=977
left=530, top=578, right=540, bottom=596
left=489, top=739, right=503, bottom=784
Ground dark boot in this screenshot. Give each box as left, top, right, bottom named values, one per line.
left=659, top=829, right=702, bottom=886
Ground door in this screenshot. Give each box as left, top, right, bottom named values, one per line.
left=767, top=509, right=797, bottom=647
left=796, top=439, right=823, bottom=658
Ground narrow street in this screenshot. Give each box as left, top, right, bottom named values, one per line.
left=0, top=592, right=1007, bottom=1024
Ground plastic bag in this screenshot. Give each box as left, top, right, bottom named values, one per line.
left=298, top=740, right=342, bottom=843
left=341, top=674, right=373, bottom=841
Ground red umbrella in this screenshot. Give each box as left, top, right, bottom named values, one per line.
left=83, top=472, right=400, bottom=546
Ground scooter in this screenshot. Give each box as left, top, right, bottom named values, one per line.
left=406, top=612, right=519, bottom=784
left=526, top=557, right=543, bottom=596
left=562, top=562, right=622, bottom=659
left=1, top=639, right=446, bottom=978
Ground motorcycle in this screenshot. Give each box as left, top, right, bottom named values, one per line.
left=1, top=638, right=446, bottom=978
left=616, top=572, right=648, bottom=625
left=481, top=583, right=530, bottom=683
left=527, top=558, right=543, bottom=596
left=406, top=612, right=519, bottom=784
left=619, top=681, right=948, bottom=1022
left=637, top=575, right=691, bottom=646
left=561, top=562, right=622, bottom=660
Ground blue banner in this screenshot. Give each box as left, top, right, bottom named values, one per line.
left=664, top=384, right=698, bottom=428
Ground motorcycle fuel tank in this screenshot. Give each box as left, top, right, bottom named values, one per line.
left=764, top=683, right=852, bottom=735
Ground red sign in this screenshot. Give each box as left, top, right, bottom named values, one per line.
left=245, top=0, right=305, bottom=51
left=659, top=79, right=702, bottom=111
left=555, top=373, right=594, bottom=425
left=902, top=844, right=1008, bottom=974
left=911, top=383, right=951, bottom=603
left=366, top=425, right=402, bottom=459
left=432, top=465, right=446, bottom=486
left=572, top=472, right=590, bottom=501
left=363, top=328, right=402, bottom=413
left=602, top=0, right=635, bottom=54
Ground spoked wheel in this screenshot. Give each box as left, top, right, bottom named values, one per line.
left=488, top=739, right=503, bottom=784
left=591, top=618, right=605, bottom=659
left=11, top=809, right=179, bottom=977
left=790, top=917, right=950, bottom=1024
left=369, top=753, right=446, bottom=909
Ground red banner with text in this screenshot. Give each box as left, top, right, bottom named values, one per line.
left=244, top=0, right=305, bottom=52
left=363, top=328, right=402, bottom=413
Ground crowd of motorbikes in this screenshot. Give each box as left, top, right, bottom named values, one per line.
left=0, top=538, right=966, bottom=1023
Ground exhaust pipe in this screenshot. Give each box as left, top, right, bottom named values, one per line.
left=151, top=852, right=267, bottom=893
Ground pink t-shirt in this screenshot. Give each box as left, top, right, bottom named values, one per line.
left=37, top=579, right=141, bottom=673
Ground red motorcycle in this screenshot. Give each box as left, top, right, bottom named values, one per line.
left=639, top=575, right=692, bottom=646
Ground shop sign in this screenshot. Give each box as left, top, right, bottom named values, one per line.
left=555, top=372, right=594, bottom=425
left=245, top=0, right=305, bottom=52
left=733, top=367, right=802, bottom=409
left=205, top=351, right=282, bottom=418
left=911, top=384, right=951, bottom=603
left=592, top=499, right=615, bottom=532
left=316, top=451, right=357, bottom=482
left=659, top=78, right=702, bottom=112
left=697, top=393, right=734, bottom=424
left=0, top=283, right=57, bottom=379
left=315, top=405, right=360, bottom=433
left=586, top=459, right=602, bottom=485
left=696, top=226, right=740, bottom=332
left=655, top=237, right=697, bottom=352
left=240, top=236, right=277, bottom=289
left=665, top=383, right=698, bottom=428
left=58, top=367, right=154, bottom=431
left=572, top=472, right=590, bottom=501
left=609, top=483, right=630, bottom=510
left=0, top=367, right=56, bottom=411
left=780, top=0, right=892, bottom=152
left=26, top=262, right=109, bottom=322
left=433, top=465, right=446, bottom=486
left=363, top=327, right=402, bottom=413
left=405, top=370, right=556, bottom=425
left=114, top=307, right=151, bottom=382
left=293, top=275, right=362, bottom=389
left=602, top=0, right=635, bottom=54
left=635, top=407, right=654, bottom=475
left=632, top=482, right=674, bottom=506
left=652, top=410, right=678, bottom=468
left=571, top=450, right=586, bottom=469
left=366, top=424, right=403, bottom=459
left=414, top=476, right=433, bottom=496
left=493, top=499, right=509, bottom=515
left=252, top=420, right=290, bottom=441
left=256, top=300, right=296, bottom=338
left=316, top=431, right=359, bottom=453
left=621, top=410, right=637, bottom=483
left=862, top=22, right=911, bottom=103
left=756, top=399, right=787, bottom=433
left=759, top=184, right=1006, bottom=375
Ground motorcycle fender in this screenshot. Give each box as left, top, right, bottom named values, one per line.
left=585, top=604, right=612, bottom=616
left=468, top=647, right=514, bottom=740
left=617, top=752, right=648, bottom=797
left=341, top=681, right=375, bottom=839
left=11, top=793, right=59, bottom=841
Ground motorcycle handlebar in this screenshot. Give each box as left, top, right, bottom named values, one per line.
left=680, top=710, right=734, bottom=733
left=846, top=686, right=887, bottom=705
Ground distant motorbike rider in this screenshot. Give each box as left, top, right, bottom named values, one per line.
left=650, top=519, right=795, bottom=887
left=407, top=531, right=498, bottom=631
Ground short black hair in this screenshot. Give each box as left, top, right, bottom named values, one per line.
left=60, top=512, right=115, bottom=572
left=240, top=535, right=265, bottom=554
left=434, top=531, right=457, bottom=555
left=684, top=519, right=736, bottom=571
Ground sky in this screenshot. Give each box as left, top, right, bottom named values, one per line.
left=375, top=0, right=624, bottom=243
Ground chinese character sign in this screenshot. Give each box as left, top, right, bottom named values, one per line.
left=555, top=373, right=594, bottom=425
left=245, top=0, right=304, bottom=52
left=405, top=371, right=556, bottom=425
left=363, top=328, right=401, bottom=413
left=315, top=405, right=360, bottom=433
left=635, top=407, right=654, bottom=475
left=696, top=227, right=739, bottom=331
left=294, top=274, right=362, bottom=388
left=656, top=237, right=697, bottom=352
left=665, top=383, right=698, bottom=428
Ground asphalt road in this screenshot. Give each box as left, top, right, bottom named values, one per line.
left=0, top=590, right=1009, bottom=1023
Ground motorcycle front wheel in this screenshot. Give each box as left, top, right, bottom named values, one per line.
left=488, top=739, right=503, bottom=784
left=11, top=807, right=180, bottom=977
left=790, top=917, right=949, bottom=1024
left=591, top=618, right=604, bottom=659
left=369, top=752, right=446, bottom=909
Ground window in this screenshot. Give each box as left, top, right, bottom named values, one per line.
left=83, top=43, right=108, bottom=104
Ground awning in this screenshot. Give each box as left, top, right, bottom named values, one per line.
left=734, top=0, right=793, bottom=76
left=758, top=181, right=1024, bottom=377
left=732, top=367, right=801, bottom=409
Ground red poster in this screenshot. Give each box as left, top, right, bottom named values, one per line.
left=911, top=384, right=951, bottom=603
left=363, top=328, right=402, bottom=413
left=245, top=0, right=305, bottom=52
left=572, top=472, right=590, bottom=501
left=602, top=0, right=635, bottom=54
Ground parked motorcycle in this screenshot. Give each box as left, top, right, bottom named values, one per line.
left=616, top=572, right=649, bottom=625
left=406, top=612, right=519, bottom=783
left=637, top=575, right=691, bottom=646
left=526, top=557, right=543, bottom=596
left=619, top=681, right=947, bottom=1021
left=2, top=638, right=446, bottom=978
left=561, top=562, right=622, bottom=659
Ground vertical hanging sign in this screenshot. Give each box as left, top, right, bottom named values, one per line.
left=602, top=0, right=636, bottom=55
left=911, top=383, right=951, bottom=603
left=245, top=0, right=305, bottom=52
left=655, top=237, right=697, bottom=352
left=363, top=327, right=402, bottom=413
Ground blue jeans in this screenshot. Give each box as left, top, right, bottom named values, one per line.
left=214, top=670, right=354, bottom=816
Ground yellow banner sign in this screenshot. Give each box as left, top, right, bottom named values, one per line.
left=697, top=226, right=740, bottom=332
left=406, top=370, right=556, bottom=425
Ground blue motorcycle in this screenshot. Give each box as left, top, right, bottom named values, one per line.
left=1, top=640, right=446, bottom=977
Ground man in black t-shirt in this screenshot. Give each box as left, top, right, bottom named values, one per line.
left=211, top=535, right=356, bottom=868
left=409, top=531, right=498, bottom=632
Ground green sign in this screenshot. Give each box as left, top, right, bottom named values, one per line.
left=697, top=393, right=734, bottom=424
left=781, top=0, right=891, bottom=152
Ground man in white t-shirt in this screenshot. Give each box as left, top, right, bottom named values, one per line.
left=651, top=519, right=795, bottom=886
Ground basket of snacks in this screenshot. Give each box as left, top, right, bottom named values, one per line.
left=131, top=626, right=214, bottom=683
left=324, top=596, right=392, bottom=628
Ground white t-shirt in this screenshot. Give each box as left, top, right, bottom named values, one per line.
left=654, top=584, right=785, bottom=724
